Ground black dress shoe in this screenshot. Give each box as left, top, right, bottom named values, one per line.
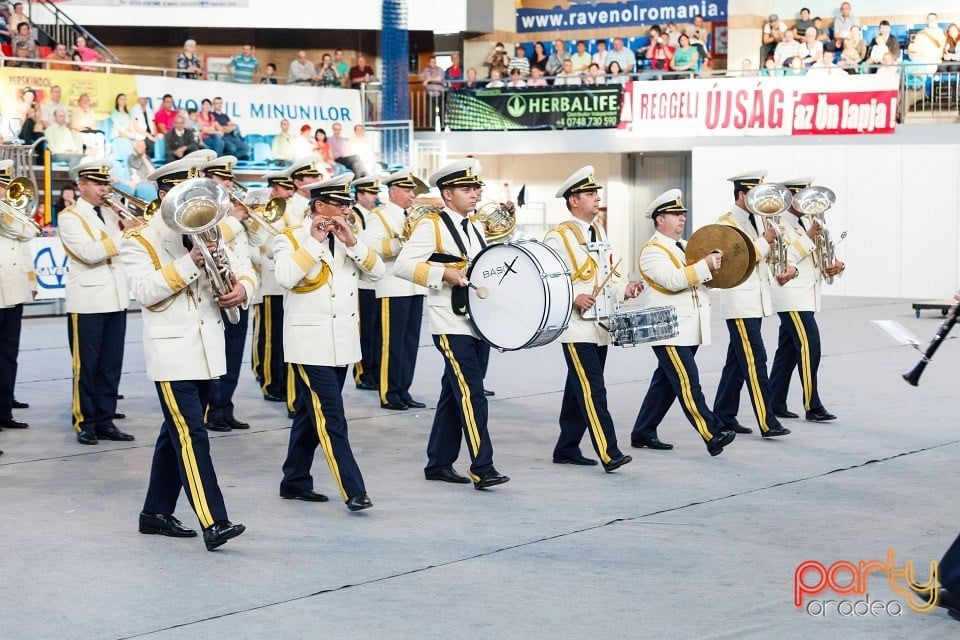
left=224, top=416, right=250, bottom=429
left=113, top=412, right=126, bottom=420
left=761, top=425, right=792, bottom=438
left=263, top=393, right=286, bottom=403
left=631, top=436, right=674, bottom=450
left=346, top=493, right=373, bottom=511
left=203, top=520, right=246, bottom=550
left=139, top=511, right=198, bottom=537
left=381, top=401, right=408, bottom=411
left=355, top=381, right=378, bottom=391
left=116, top=394, right=125, bottom=400
left=472, top=468, right=510, bottom=490
left=97, top=426, right=135, bottom=441
left=401, top=397, right=427, bottom=409
left=280, top=488, right=330, bottom=502
left=12, top=399, right=29, bottom=409
left=425, top=466, right=472, bottom=483
left=723, top=419, right=753, bottom=434
left=206, top=421, right=232, bottom=432
left=806, top=407, right=837, bottom=422
left=77, top=430, right=98, bottom=445
left=553, top=453, right=599, bottom=465
left=484, top=389, right=495, bottom=396
left=0, top=418, right=28, bottom=429
left=706, top=429, right=736, bottom=456
left=774, top=408, right=799, bottom=419
left=603, top=453, right=633, bottom=472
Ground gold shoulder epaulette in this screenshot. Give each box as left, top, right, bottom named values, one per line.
left=123, top=225, right=144, bottom=239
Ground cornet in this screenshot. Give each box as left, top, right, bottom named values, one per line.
left=744, top=183, right=792, bottom=279
left=105, top=186, right=159, bottom=222
left=0, top=177, right=42, bottom=236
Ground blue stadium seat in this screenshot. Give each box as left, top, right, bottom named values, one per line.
left=152, top=137, right=166, bottom=164
left=134, top=183, right=158, bottom=202
left=252, top=142, right=272, bottom=164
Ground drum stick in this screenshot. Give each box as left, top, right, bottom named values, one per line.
left=592, top=259, right=622, bottom=297
left=467, top=282, right=489, bottom=299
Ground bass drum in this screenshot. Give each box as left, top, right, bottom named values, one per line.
left=467, top=240, right=573, bottom=351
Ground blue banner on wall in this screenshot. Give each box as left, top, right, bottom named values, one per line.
left=517, top=0, right=727, bottom=33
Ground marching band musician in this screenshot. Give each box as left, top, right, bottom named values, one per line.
left=769, top=178, right=844, bottom=423
left=201, top=155, right=257, bottom=432
left=58, top=159, right=138, bottom=445
left=0, top=159, right=36, bottom=442
left=366, top=168, right=429, bottom=411
left=121, top=158, right=253, bottom=550
left=394, top=159, right=510, bottom=490
left=273, top=173, right=383, bottom=511
left=350, top=174, right=382, bottom=391
left=712, top=171, right=792, bottom=438
left=542, top=165, right=639, bottom=472
left=630, top=189, right=736, bottom=456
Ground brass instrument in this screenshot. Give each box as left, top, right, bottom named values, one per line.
left=685, top=224, right=758, bottom=289
left=474, top=199, right=517, bottom=243
left=0, top=177, right=42, bottom=236
left=160, top=178, right=241, bottom=325
left=228, top=186, right=285, bottom=234
left=403, top=203, right=442, bottom=240
left=792, top=186, right=839, bottom=284
left=744, top=183, right=792, bottom=279
left=106, top=186, right=159, bottom=222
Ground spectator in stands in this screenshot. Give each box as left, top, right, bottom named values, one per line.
left=795, top=8, right=814, bottom=36
left=527, top=66, right=548, bottom=87
left=127, top=138, right=155, bottom=188
left=313, top=128, right=336, bottom=166
left=485, top=42, right=510, bottom=78
left=420, top=55, right=445, bottom=97
left=8, top=3, right=29, bottom=33
left=529, top=41, right=549, bottom=74
left=592, top=39, right=609, bottom=70
left=877, top=51, right=900, bottom=76
left=761, top=13, right=787, bottom=63
left=348, top=54, right=375, bottom=88
left=45, top=42, right=72, bottom=71
left=584, top=62, right=605, bottom=85
left=211, top=96, right=251, bottom=160
left=230, top=44, right=259, bottom=83
left=570, top=40, right=591, bottom=73
left=72, top=34, right=102, bottom=71
left=552, top=59, right=581, bottom=85
left=164, top=113, right=201, bottom=163
left=642, top=32, right=674, bottom=80
left=445, top=52, right=463, bottom=88
left=70, top=93, right=105, bottom=158
left=866, top=20, right=901, bottom=69
left=508, top=45, right=530, bottom=76
left=153, top=94, right=176, bottom=135
left=908, top=13, right=946, bottom=75
left=813, top=16, right=830, bottom=48
left=16, top=88, right=42, bottom=144
left=670, top=33, right=700, bottom=75
left=333, top=49, right=350, bottom=86
left=546, top=39, right=570, bottom=76
left=487, top=68, right=505, bottom=88
left=316, top=54, right=340, bottom=88
left=808, top=49, right=841, bottom=76
left=197, top=98, right=224, bottom=156
left=328, top=122, right=355, bottom=173
left=741, top=58, right=758, bottom=76
left=941, top=24, right=960, bottom=73
left=505, top=67, right=526, bottom=89
left=636, top=24, right=660, bottom=60
left=53, top=183, right=78, bottom=222
left=665, top=22, right=681, bottom=47
left=838, top=25, right=867, bottom=73
left=348, top=124, right=373, bottom=176
left=12, top=22, right=37, bottom=63
left=0, top=13, right=10, bottom=46
left=289, top=50, right=316, bottom=84
left=607, top=60, right=628, bottom=86
left=46, top=108, right=83, bottom=168
left=290, top=124, right=312, bottom=158
left=464, top=67, right=480, bottom=89
left=774, top=28, right=801, bottom=67
left=606, top=37, right=635, bottom=73
left=9, top=42, right=33, bottom=67
left=690, top=27, right=712, bottom=74
left=177, top=39, right=203, bottom=79
left=831, top=2, right=859, bottom=52
left=761, top=57, right=782, bottom=77
left=271, top=119, right=296, bottom=162
left=110, top=93, right=136, bottom=148
left=129, top=96, right=157, bottom=158
left=261, top=62, right=278, bottom=84
left=784, top=56, right=806, bottom=76
left=40, top=85, right=68, bottom=128
left=798, top=27, right=823, bottom=67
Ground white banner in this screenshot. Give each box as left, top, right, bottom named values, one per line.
left=31, top=237, right=69, bottom=301
left=133, top=76, right=364, bottom=136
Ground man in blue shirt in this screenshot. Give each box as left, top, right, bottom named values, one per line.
left=230, top=45, right=259, bottom=83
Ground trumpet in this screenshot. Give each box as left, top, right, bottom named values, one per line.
left=228, top=186, right=285, bottom=235
left=0, top=177, right=42, bottom=236
left=745, top=183, right=792, bottom=279
left=792, top=186, right=839, bottom=284
left=106, top=186, right=159, bottom=222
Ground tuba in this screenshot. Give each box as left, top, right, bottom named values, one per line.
left=0, top=177, right=41, bottom=236
left=792, top=186, right=838, bottom=284
left=474, top=199, right=517, bottom=243
left=106, top=185, right=159, bottom=222
left=744, top=183, right=792, bottom=279
left=160, top=178, right=241, bottom=325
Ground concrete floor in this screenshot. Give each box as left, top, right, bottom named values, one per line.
left=1, top=295, right=959, bottom=639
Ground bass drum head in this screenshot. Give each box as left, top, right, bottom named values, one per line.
left=467, top=243, right=549, bottom=351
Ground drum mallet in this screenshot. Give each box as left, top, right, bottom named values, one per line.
left=467, top=282, right=489, bottom=299
left=592, top=259, right=622, bottom=297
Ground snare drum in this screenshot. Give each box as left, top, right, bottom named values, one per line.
left=606, top=306, right=679, bottom=347
left=467, top=240, right=573, bottom=351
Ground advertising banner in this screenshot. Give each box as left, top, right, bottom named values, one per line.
left=445, top=85, right=622, bottom=131
left=517, top=0, right=727, bottom=33
left=618, top=74, right=899, bottom=137
left=32, top=237, right=69, bottom=301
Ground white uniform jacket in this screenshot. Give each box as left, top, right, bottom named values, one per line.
left=120, top=218, right=257, bottom=381
left=0, top=212, right=37, bottom=308
left=353, top=203, right=377, bottom=292
left=637, top=231, right=713, bottom=346
left=771, top=214, right=825, bottom=313
left=366, top=201, right=426, bottom=299
left=543, top=217, right=626, bottom=345
left=287, top=192, right=309, bottom=226
left=717, top=204, right=773, bottom=320
left=273, top=223, right=384, bottom=366
left=394, top=208, right=485, bottom=337
left=58, top=199, right=129, bottom=314
left=249, top=204, right=304, bottom=301
left=218, top=216, right=258, bottom=301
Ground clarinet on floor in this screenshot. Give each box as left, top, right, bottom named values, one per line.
left=903, top=300, right=960, bottom=386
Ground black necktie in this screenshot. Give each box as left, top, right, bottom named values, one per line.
left=461, top=218, right=471, bottom=245
left=142, top=109, right=151, bottom=134
left=328, top=234, right=335, bottom=254
left=589, top=225, right=597, bottom=243
left=676, top=240, right=684, bottom=251
left=748, top=215, right=759, bottom=233
left=93, top=205, right=104, bottom=222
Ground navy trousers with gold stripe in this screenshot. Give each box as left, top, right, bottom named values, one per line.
left=282, top=364, right=365, bottom=502
left=353, top=288, right=380, bottom=388
left=0, top=304, right=23, bottom=420
left=770, top=310, right=824, bottom=413
left=68, top=311, right=125, bottom=434
left=556, top=342, right=623, bottom=465
left=208, top=306, right=249, bottom=424
left=632, top=345, right=723, bottom=443
left=714, top=318, right=782, bottom=433
left=253, top=295, right=286, bottom=399
left=144, top=380, right=228, bottom=529
left=379, top=295, right=424, bottom=406
left=427, top=334, right=493, bottom=476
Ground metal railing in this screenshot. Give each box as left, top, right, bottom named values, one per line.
left=26, top=0, right=122, bottom=62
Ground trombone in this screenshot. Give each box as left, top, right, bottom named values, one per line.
left=105, top=186, right=159, bottom=222
left=0, top=177, right=42, bottom=236
left=227, top=184, right=286, bottom=234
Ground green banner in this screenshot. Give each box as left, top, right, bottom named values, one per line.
left=445, top=85, right=622, bottom=131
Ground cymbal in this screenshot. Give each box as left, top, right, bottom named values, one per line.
left=684, top=224, right=757, bottom=289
